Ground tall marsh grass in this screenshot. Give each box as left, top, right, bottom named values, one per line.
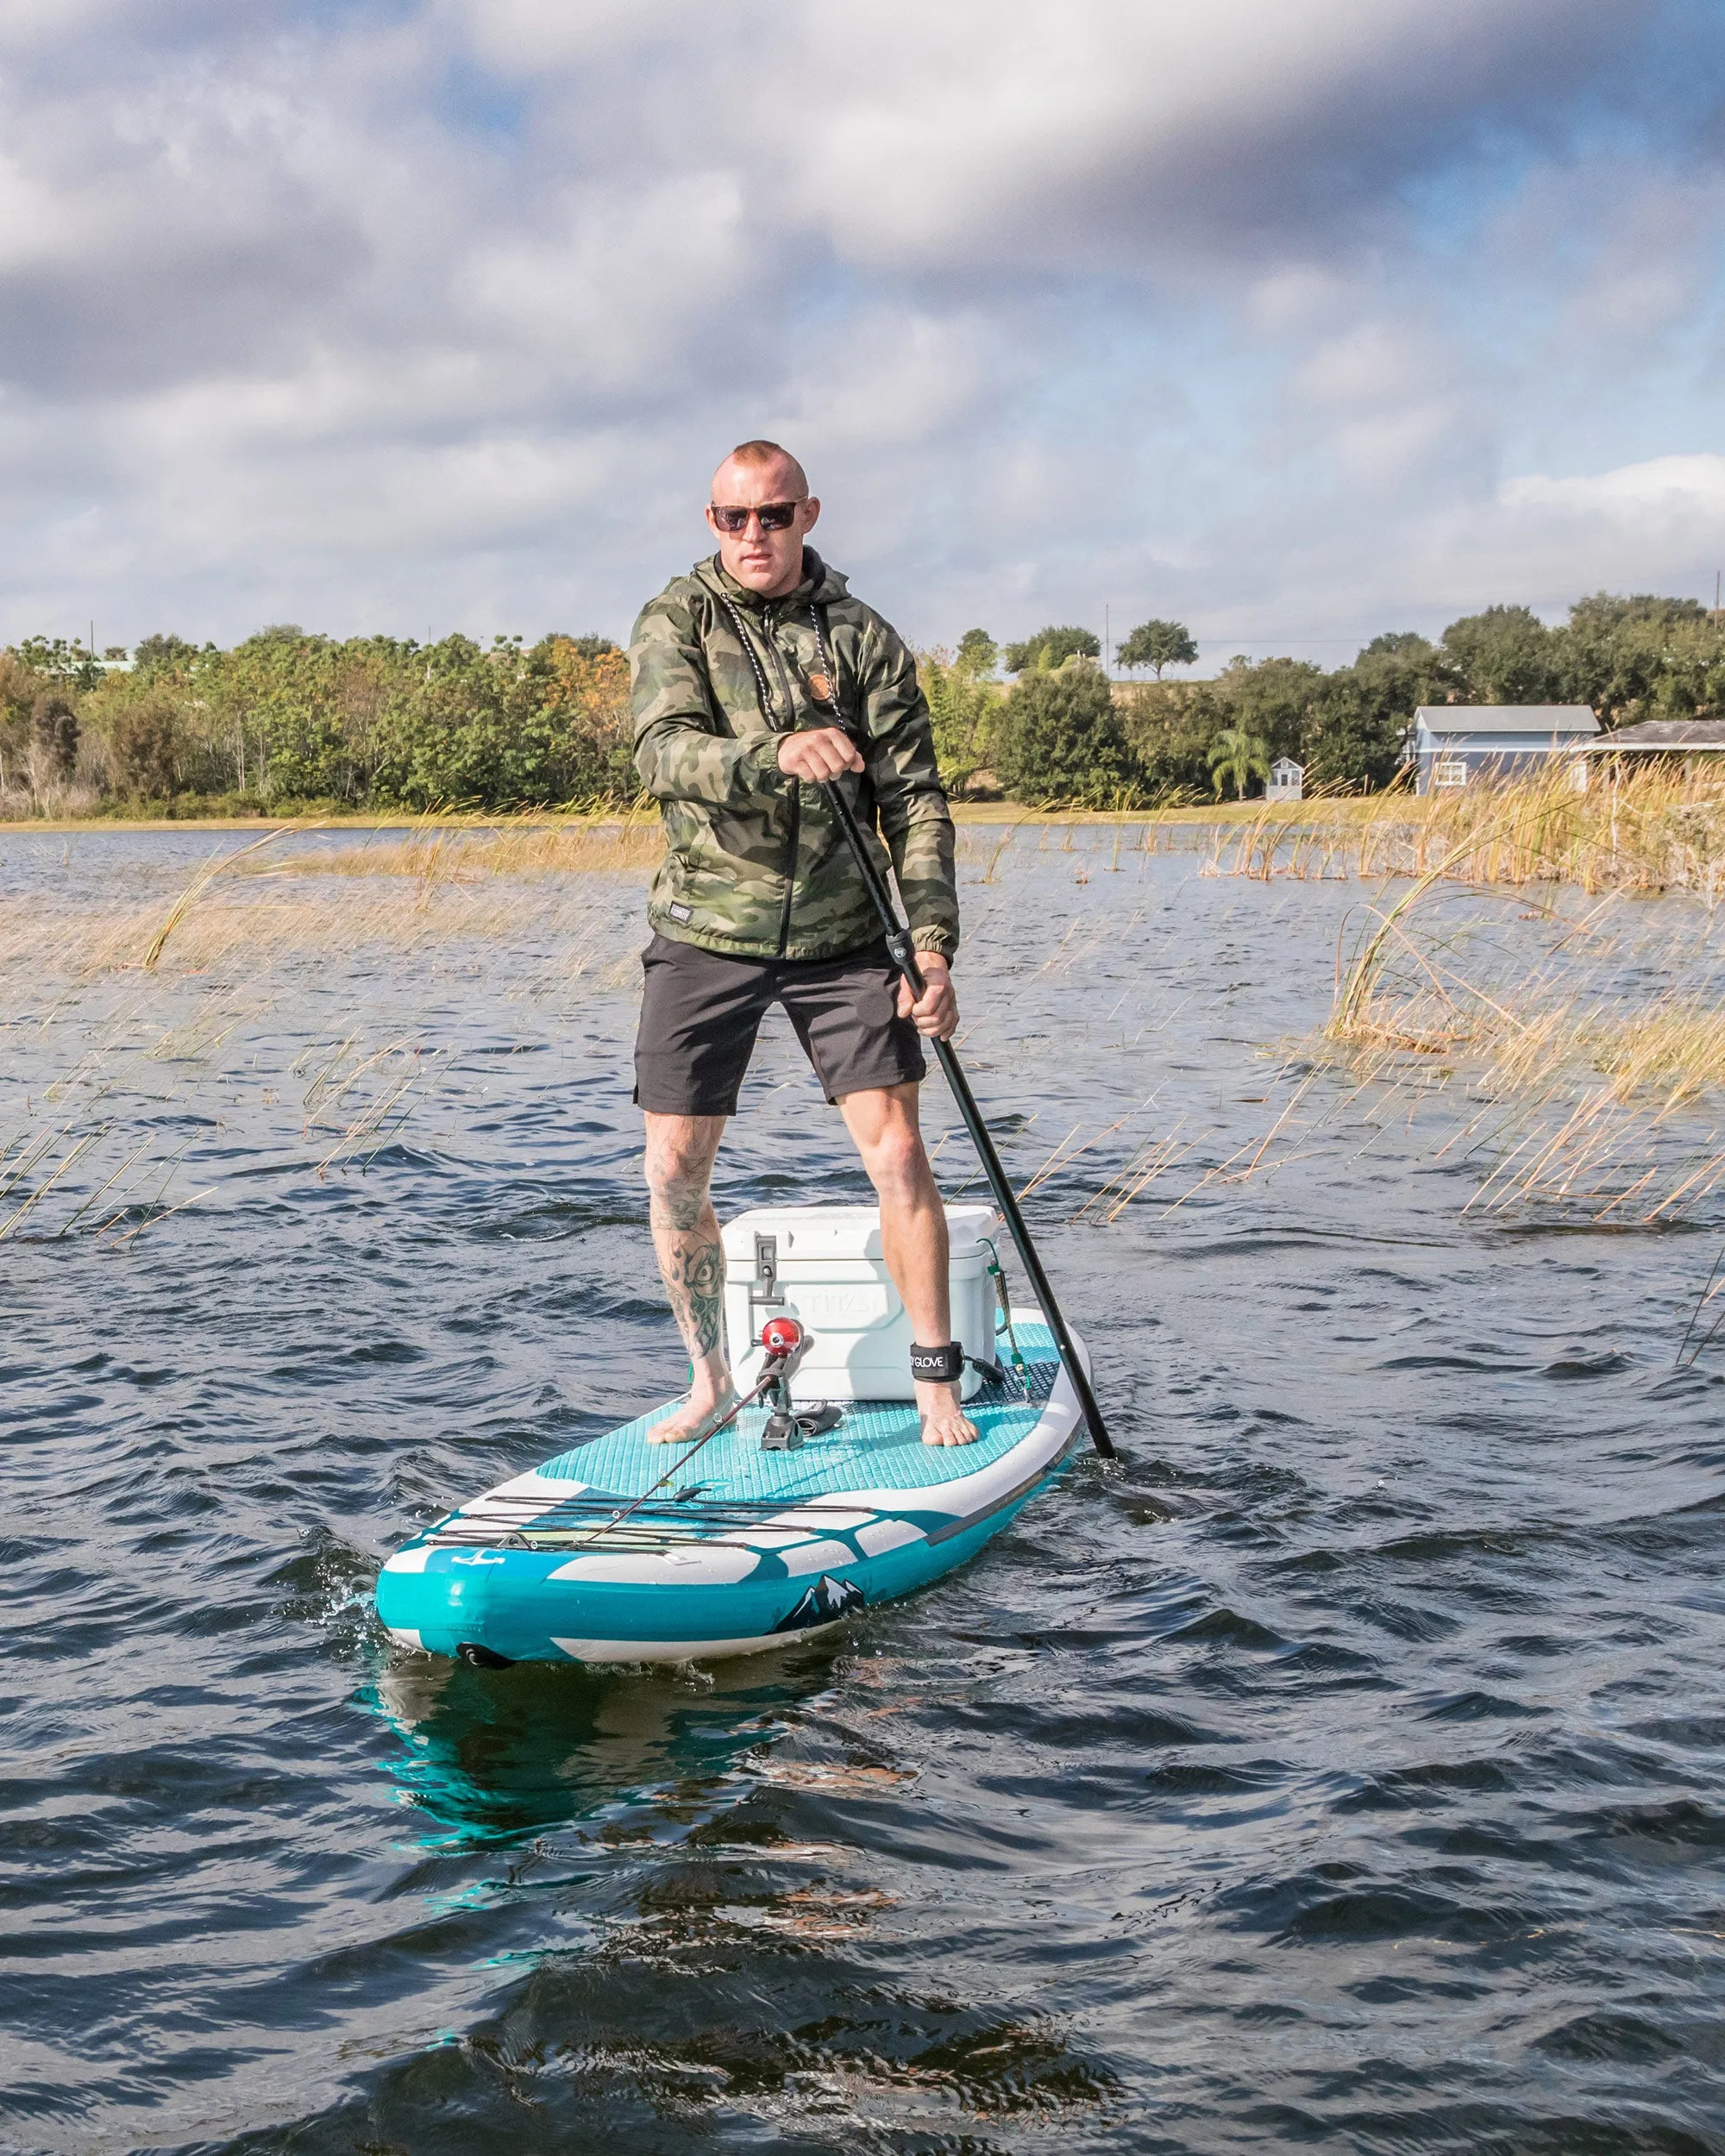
left=287, top=813, right=664, bottom=884
left=1325, top=868, right=1725, bottom=1223
left=1204, top=761, right=1725, bottom=896
left=9, top=791, right=1725, bottom=1250
left=0, top=812, right=656, bottom=1246
left=0, top=812, right=660, bottom=983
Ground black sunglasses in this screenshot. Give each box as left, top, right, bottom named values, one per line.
left=709, top=499, right=805, bottom=534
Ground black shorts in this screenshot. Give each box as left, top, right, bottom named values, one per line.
left=633, top=934, right=927, bottom=1115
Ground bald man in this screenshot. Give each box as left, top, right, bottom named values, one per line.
left=628, top=439, right=973, bottom=1447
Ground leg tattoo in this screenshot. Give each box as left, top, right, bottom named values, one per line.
left=649, top=1172, right=729, bottom=1371
left=642, top=1114, right=737, bottom=1443
left=665, top=1228, right=724, bottom=1360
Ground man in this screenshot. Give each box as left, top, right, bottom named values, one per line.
left=629, top=438, right=975, bottom=1448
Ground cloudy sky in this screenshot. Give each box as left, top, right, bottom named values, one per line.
left=3, top=0, right=1724, bottom=664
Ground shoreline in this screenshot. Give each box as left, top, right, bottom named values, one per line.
left=0, top=799, right=1377, bottom=837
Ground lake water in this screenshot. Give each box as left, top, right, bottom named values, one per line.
left=3, top=825, right=1724, bottom=2153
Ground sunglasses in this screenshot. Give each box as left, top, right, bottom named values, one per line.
left=709, top=499, right=805, bottom=535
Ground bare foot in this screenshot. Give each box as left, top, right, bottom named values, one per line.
left=917, top=1379, right=978, bottom=1447
left=646, top=1382, right=740, bottom=1445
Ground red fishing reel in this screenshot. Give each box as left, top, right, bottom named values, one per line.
left=760, top=1315, right=805, bottom=1357
left=757, top=1313, right=821, bottom=1452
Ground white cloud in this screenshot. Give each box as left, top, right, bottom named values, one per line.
left=0, top=0, right=1716, bottom=653
left=1503, top=453, right=1725, bottom=517
left=781, top=0, right=1636, bottom=271
left=1492, top=454, right=1725, bottom=600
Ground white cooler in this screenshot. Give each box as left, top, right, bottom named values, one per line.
left=721, top=1204, right=1000, bottom=1402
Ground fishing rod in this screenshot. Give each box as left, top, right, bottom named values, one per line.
left=814, top=766, right=1116, bottom=1463
left=567, top=1316, right=811, bottom=1547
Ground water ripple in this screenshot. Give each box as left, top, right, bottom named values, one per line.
left=2, top=833, right=1723, bottom=2152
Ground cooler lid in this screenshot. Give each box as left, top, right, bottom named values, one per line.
left=721, top=1203, right=998, bottom=1262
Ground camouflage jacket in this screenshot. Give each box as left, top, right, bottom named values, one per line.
left=629, top=550, right=958, bottom=962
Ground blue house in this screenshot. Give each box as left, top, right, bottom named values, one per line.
left=1411, top=705, right=1599, bottom=793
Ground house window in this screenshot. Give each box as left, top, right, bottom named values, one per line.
left=1433, top=756, right=1469, bottom=788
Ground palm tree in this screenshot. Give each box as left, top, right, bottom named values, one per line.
left=1207, top=726, right=1271, bottom=800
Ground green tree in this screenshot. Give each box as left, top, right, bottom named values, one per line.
left=955, top=628, right=998, bottom=676
left=535, top=636, right=636, bottom=800
left=132, top=633, right=200, bottom=679
left=993, top=665, right=1139, bottom=805
left=15, top=636, right=102, bottom=692
left=1440, top=604, right=1559, bottom=703
left=0, top=653, right=36, bottom=793
left=363, top=633, right=635, bottom=810
left=218, top=628, right=354, bottom=801
left=1115, top=680, right=1223, bottom=800
left=1302, top=633, right=1442, bottom=790
left=10, top=621, right=638, bottom=814
left=1556, top=592, right=1724, bottom=724
left=1207, top=725, right=1271, bottom=799
left=1211, top=655, right=1326, bottom=761
left=1116, top=618, right=1198, bottom=677
left=917, top=649, right=1001, bottom=793
left=1001, top=624, right=1101, bottom=674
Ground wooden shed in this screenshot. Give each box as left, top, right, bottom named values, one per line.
left=1266, top=757, right=1304, bottom=801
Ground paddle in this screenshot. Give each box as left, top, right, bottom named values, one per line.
left=812, top=767, right=1116, bottom=1462
left=709, top=586, right=1115, bottom=1460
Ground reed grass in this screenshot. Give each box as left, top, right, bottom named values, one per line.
left=9, top=781, right=1725, bottom=1252
left=0, top=855, right=635, bottom=985
left=283, top=812, right=664, bottom=884
left=1320, top=853, right=1725, bottom=1222
left=969, top=794, right=1725, bottom=1233
left=142, top=823, right=310, bottom=969
left=1206, top=761, right=1725, bottom=895
left=0, top=809, right=656, bottom=1247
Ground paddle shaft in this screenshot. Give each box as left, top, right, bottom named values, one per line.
left=814, top=774, right=1115, bottom=1460
left=706, top=585, right=1113, bottom=1457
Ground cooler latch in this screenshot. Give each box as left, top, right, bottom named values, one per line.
left=748, top=1233, right=783, bottom=1317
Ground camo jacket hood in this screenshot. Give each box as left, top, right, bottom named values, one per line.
left=628, top=548, right=958, bottom=962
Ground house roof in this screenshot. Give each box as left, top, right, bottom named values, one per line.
left=1414, top=705, right=1599, bottom=738
left=1590, top=718, right=1725, bottom=749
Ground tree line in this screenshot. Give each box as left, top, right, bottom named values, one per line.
left=925, top=595, right=1725, bottom=806
left=0, top=627, right=633, bottom=818
left=1, top=592, right=1719, bottom=818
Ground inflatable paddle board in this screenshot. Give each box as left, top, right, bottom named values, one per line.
left=375, top=1312, right=1084, bottom=1667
